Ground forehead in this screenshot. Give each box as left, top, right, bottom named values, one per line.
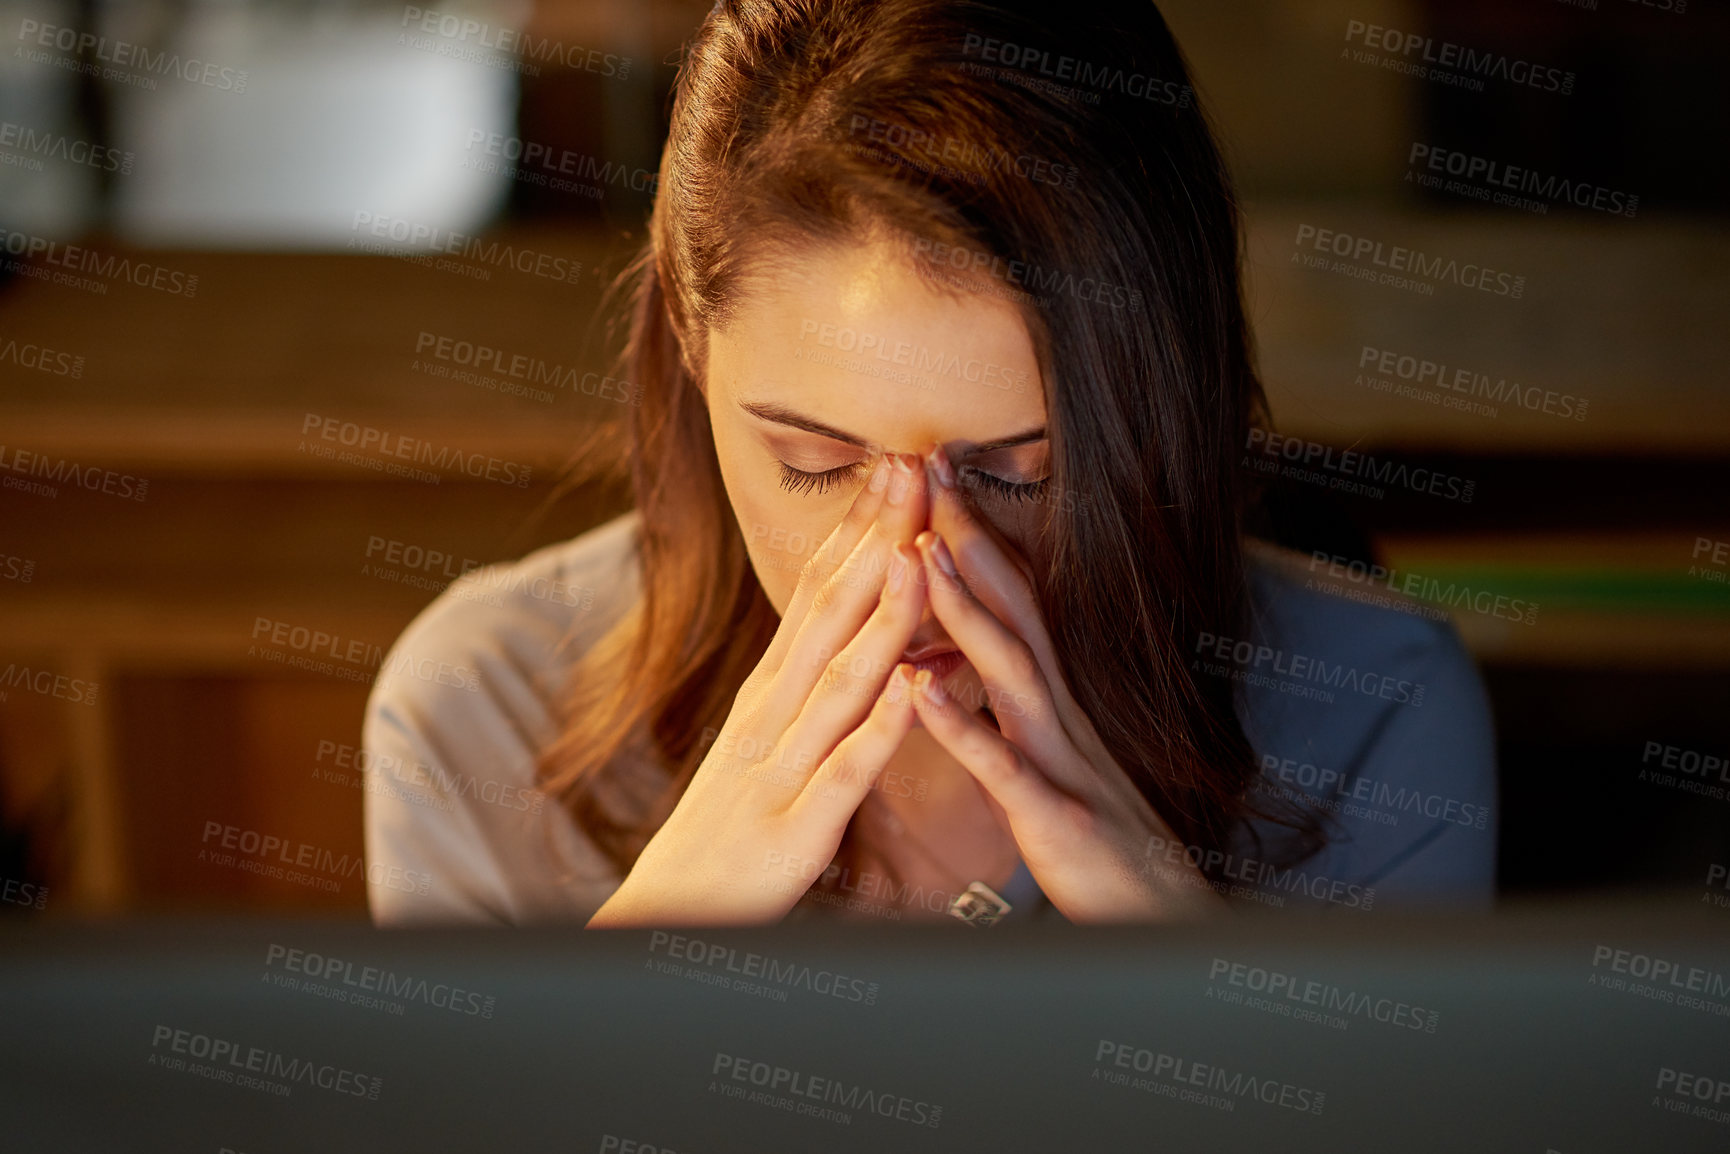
left=709, top=240, right=1045, bottom=444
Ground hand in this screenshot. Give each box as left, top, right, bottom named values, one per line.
left=909, top=444, right=1230, bottom=924
left=587, top=453, right=933, bottom=927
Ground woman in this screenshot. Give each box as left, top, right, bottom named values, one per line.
left=362, top=0, right=1496, bottom=928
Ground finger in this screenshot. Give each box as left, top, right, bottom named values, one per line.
left=924, top=445, right=1100, bottom=736
left=790, top=662, right=918, bottom=828
left=763, top=454, right=927, bottom=708
left=916, top=529, right=1070, bottom=765
left=909, top=667, right=1064, bottom=829
left=778, top=541, right=927, bottom=773
left=872, top=451, right=931, bottom=556
left=922, top=445, right=1061, bottom=677
left=757, top=453, right=891, bottom=675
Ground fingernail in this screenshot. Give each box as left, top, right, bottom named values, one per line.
left=890, top=662, right=912, bottom=697
left=886, top=455, right=912, bottom=504
left=868, top=455, right=890, bottom=493
left=915, top=667, right=945, bottom=704
left=929, top=533, right=960, bottom=581
left=886, top=547, right=907, bottom=592
left=925, top=444, right=955, bottom=489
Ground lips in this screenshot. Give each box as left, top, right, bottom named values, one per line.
left=901, top=646, right=965, bottom=680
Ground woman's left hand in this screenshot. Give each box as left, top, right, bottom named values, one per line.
left=911, top=445, right=1230, bottom=924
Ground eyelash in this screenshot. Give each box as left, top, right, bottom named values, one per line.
left=775, top=461, right=1051, bottom=503
left=776, top=461, right=863, bottom=496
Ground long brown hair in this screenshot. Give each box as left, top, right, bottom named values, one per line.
left=538, top=0, right=1324, bottom=910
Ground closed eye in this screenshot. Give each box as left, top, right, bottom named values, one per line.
left=776, top=460, right=866, bottom=495
left=774, top=460, right=1051, bottom=503
left=959, top=465, right=1050, bottom=504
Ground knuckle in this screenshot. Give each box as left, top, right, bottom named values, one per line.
left=796, top=552, right=827, bottom=589
left=821, top=651, right=855, bottom=688
left=807, top=574, right=846, bottom=617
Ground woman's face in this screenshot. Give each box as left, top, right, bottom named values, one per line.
left=704, top=239, right=1049, bottom=702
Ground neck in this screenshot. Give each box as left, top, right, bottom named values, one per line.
left=853, top=725, right=1021, bottom=904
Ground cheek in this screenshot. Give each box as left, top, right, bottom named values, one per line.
left=733, top=486, right=840, bottom=616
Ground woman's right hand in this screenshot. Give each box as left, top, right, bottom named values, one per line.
left=586, top=452, right=932, bottom=927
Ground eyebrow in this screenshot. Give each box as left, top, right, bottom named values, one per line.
left=738, top=399, right=1046, bottom=455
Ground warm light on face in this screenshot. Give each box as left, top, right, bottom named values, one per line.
left=703, top=239, right=1050, bottom=614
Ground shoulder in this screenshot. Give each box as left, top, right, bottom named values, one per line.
left=1236, top=538, right=1482, bottom=716
left=360, top=511, right=645, bottom=926
left=382, top=510, right=641, bottom=693
left=1225, top=540, right=1498, bottom=909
